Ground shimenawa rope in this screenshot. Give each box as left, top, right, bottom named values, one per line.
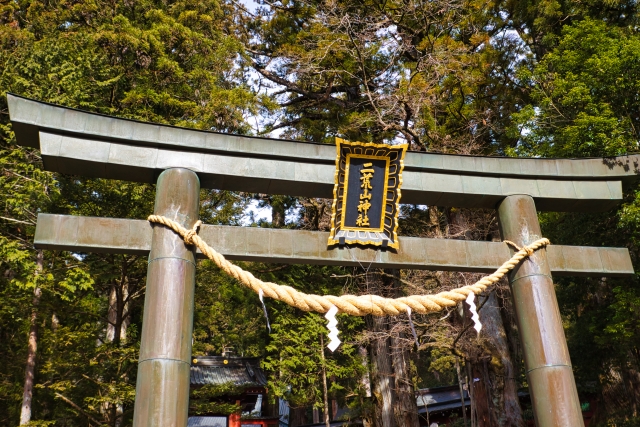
left=148, top=215, right=549, bottom=317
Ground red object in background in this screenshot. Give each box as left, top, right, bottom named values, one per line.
left=229, top=413, right=240, bottom=427
left=189, top=355, right=280, bottom=427
left=227, top=403, right=278, bottom=427
left=228, top=417, right=278, bottom=427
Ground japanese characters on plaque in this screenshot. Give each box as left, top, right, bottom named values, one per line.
left=328, top=138, right=407, bottom=249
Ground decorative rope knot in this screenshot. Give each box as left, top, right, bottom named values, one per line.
left=184, top=220, right=202, bottom=245
left=147, top=215, right=551, bottom=317
left=504, top=240, right=537, bottom=257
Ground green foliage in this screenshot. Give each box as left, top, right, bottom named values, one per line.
left=1, top=0, right=263, bottom=131
left=593, top=417, right=640, bottom=427
left=193, top=260, right=268, bottom=357
left=262, top=311, right=366, bottom=408
left=23, top=421, right=56, bottom=427
left=0, top=0, right=260, bottom=425
left=189, top=383, right=245, bottom=416
left=520, top=15, right=640, bottom=422
left=427, top=347, right=457, bottom=384
left=56, top=268, right=94, bottom=301
left=441, top=416, right=467, bottom=427
left=245, top=0, right=527, bottom=153
left=510, top=19, right=640, bottom=157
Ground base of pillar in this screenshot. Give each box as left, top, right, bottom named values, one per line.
left=133, top=359, right=191, bottom=427
left=528, top=365, right=584, bottom=427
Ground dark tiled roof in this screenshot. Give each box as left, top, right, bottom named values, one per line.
left=416, top=385, right=470, bottom=414
left=191, top=356, right=268, bottom=387
left=298, top=422, right=363, bottom=427
left=187, top=416, right=227, bottom=427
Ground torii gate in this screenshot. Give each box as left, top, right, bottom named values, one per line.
left=8, top=93, right=637, bottom=427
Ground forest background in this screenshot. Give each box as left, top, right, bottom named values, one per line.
left=2, top=0, right=640, bottom=426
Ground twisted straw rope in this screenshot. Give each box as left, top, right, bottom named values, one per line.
left=148, top=215, right=550, bottom=317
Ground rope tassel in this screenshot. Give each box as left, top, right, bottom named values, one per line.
left=147, top=215, right=550, bottom=317
left=407, top=307, right=420, bottom=349
left=259, top=289, right=271, bottom=333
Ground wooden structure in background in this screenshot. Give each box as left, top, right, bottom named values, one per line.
left=189, top=355, right=278, bottom=427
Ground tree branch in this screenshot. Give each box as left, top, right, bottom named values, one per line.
left=54, top=393, right=102, bottom=426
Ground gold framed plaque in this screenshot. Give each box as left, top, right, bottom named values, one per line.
left=328, top=138, right=407, bottom=249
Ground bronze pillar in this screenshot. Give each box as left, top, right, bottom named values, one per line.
left=133, top=168, right=200, bottom=427
left=497, top=195, right=583, bottom=427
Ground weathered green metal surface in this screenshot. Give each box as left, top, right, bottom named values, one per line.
left=34, top=131, right=624, bottom=211
left=8, top=94, right=640, bottom=183
left=133, top=168, right=200, bottom=427
left=498, top=195, right=584, bottom=427
left=34, top=213, right=634, bottom=277
left=8, top=94, right=640, bottom=211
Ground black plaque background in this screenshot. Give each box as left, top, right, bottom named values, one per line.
left=328, top=138, right=407, bottom=249
left=343, top=157, right=387, bottom=230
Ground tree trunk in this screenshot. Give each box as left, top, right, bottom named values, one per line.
left=320, top=334, right=331, bottom=427
left=330, top=374, right=338, bottom=422
left=429, top=206, right=443, bottom=237
left=271, top=196, right=287, bottom=228
left=391, top=332, right=420, bottom=426
left=290, top=406, right=307, bottom=427
left=456, top=357, right=469, bottom=427
left=106, top=280, right=129, bottom=346
left=104, top=258, right=131, bottom=427
left=466, top=362, right=478, bottom=427
left=370, top=316, right=397, bottom=427
left=368, top=270, right=420, bottom=427
left=468, top=358, right=493, bottom=427
left=20, top=249, right=43, bottom=425
left=359, top=346, right=372, bottom=397
left=479, top=291, right=525, bottom=427
left=596, top=360, right=640, bottom=422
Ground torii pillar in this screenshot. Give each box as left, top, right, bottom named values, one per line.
left=498, top=195, right=584, bottom=427
left=133, top=168, right=200, bottom=427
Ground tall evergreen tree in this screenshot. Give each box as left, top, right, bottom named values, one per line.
left=0, top=1, right=261, bottom=425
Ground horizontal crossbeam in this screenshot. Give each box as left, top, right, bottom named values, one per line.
left=8, top=94, right=639, bottom=212
left=9, top=94, right=640, bottom=183
left=34, top=214, right=634, bottom=277
left=33, top=132, right=623, bottom=212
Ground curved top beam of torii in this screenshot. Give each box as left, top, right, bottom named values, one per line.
left=8, top=93, right=640, bottom=212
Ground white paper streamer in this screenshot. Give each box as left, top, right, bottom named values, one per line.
left=258, top=289, right=271, bottom=333
left=466, top=292, right=482, bottom=334
left=406, top=307, right=420, bottom=350
left=325, top=305, right=341, bottom=352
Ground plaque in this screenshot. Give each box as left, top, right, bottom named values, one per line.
left=328, top=138, right=407, bottom=249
